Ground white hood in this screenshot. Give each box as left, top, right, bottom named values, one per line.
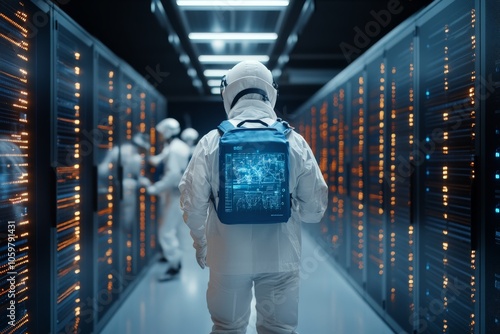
left=221, top=60, right=278, bottom=116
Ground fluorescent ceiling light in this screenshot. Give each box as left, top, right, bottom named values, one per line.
left=199, top=55, right=269, bottom=63
left=204, top=69, right=228, bottom=77
left=189, top=32, right=277, bottom=41
left=177, top=1, right=289, bottom=7
left=210, top=87, right=221, bottom=95
left=207, top=79, right=222, bottom=87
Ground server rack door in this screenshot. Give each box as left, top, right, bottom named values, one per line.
left=347, top=73, right=367, bottom=286
left=145, top=94, right=165, bottom=259
left=93, top=51, right=120, bottom=323
left=385, top=34, right=416, bottom=332
left=365, top=56, right=387, bottom=306
left=481, top=0, right=500, bottom=332
left=329, top=87, right=348, bottom=266
left=418, top=1, right=477, bottom=332
left=142, top=92, right=164, bottom=261
left=117, top=71, right=141, bottom=280
left=318, top=99, right=331, bottom=242
left=0, top=1, right=31, bottom=333
left=134, top=87, right=150, bottom=272
left=52, top=18, right=92, bottom=334
left=310, top=104, right=318, bottom=157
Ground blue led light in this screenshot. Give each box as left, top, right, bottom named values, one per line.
left=425, top=90, right=430, bottom=97
left=496, top=174, right=500, bottom=179
left=426, top=137, right=430, bottom=142
left=496, top=152, right=500, bottom=158
left=426, top=154, right=430, bottom=159
left=495, top=208, right=500, bottom=214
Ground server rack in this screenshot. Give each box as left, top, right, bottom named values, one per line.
left=331, top=86, right=348, bottom=268
left=52, top=11, right=93, bottom=333
left=290, top=0, right=490, bottom=332
left=365, top=56, right=386, bottom=307
left=481, top=0, right=499, bottom=332
left=0, top=1, right=166, bottom=332
left=0, top=1, right=31, bottom=333
left=347, top=72, right=367, bottom=287
left=385, top=32, right=416, bottom=333
left=93, top=45, right=121, bottom=326
left=418, top=2, right=477, bottom=332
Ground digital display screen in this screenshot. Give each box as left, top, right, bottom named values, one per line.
left=222, top=152, right=288, bottom=216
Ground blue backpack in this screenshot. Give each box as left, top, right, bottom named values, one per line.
left=215, top=119, right=292, bottom=225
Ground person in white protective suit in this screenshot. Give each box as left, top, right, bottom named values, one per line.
left=98, top=135, right=151, bottom=233
left=147, top=117, right=190, bottom=281
left=179, top=60, right=328, bottom=333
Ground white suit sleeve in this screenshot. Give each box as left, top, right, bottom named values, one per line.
left=292, top=135, right=328, bottom=223
left=151, top=141, right=187, bottom=193
left=179, top=139, right=212, bottom=245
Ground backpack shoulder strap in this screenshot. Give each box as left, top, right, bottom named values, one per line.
left=270, top=118, right=292, bottom=136
left=217, top=120, right=235, bottom=135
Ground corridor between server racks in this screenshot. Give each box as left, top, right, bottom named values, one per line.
left=100, top=227, right=395, bottom=334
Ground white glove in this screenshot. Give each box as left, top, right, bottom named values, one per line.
left=138, top=176, right=152, bottom=187
left=193, top=241, right=207, bottom=269
left=149, top=154, right=163, bottom=167
left=147, top=185, right=158, bottom=195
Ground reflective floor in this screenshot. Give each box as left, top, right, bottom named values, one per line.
left=100, top=227, right=395, bottom=334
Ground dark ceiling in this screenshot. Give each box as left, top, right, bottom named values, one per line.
left=59, top=0, right=434, bottom=117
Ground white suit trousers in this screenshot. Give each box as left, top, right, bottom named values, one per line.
left=207, top=270, right=300, bottom=334
left=158, top=190, right=183, bottom=267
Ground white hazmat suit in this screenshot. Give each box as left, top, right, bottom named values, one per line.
left=148, top=118, right=190, bottom=281
left=98, top=141, right=150, bottom=232
left=179, top=60, right=328, bottom=333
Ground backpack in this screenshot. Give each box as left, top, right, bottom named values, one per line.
left=215, top=119, right=292, bottom=225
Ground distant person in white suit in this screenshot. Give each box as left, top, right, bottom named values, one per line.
left=147, top=117, right=190, bottom=281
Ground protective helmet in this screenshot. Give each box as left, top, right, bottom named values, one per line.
left=155, top=118, right=180, bottom=139
left=180, top=128, right=199, bottom=143
left=220, top=60, right=278, bottom=114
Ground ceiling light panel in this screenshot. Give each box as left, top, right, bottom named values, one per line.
left=207, top=79, right=222, bottom=86
left=199, top=55, right=270, bottom=63
left=204, top=69, right=229, bottom=77
left=195, top=43, right=271, bottom=56
left=183, top=11, right=281, bottom=34
left=177, top=0, right=289, bottom=10
left=189, top=32, right=277, bottom=41
left=174, top=0, right=290, bottom=94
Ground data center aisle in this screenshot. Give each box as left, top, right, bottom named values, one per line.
left=100, top=226, right=395, bottom=334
